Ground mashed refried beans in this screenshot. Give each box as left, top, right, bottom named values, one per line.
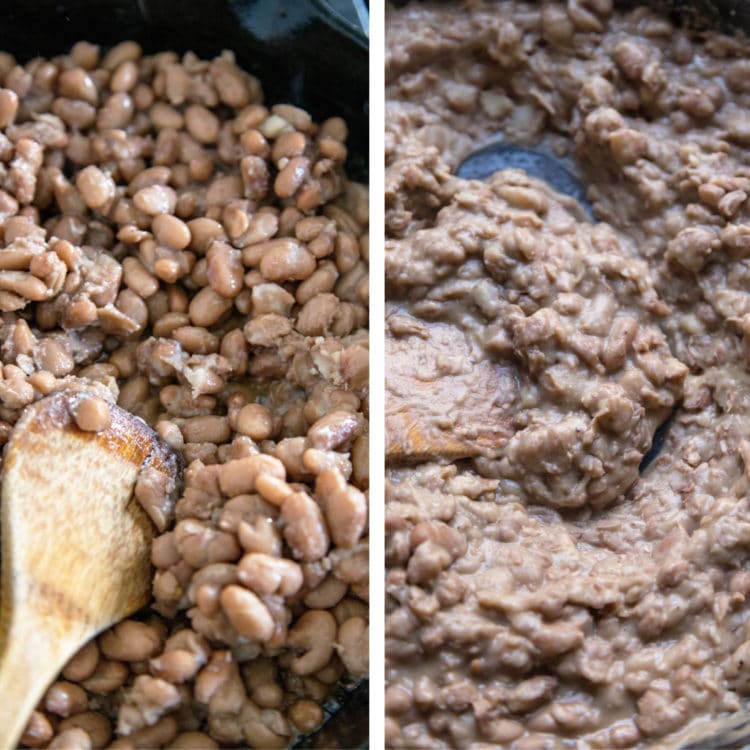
left=386, top=2, right=750, bottom=747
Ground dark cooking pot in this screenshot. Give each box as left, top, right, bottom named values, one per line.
left=0, top=0, right=368, bottom=180
left=621, top=0, right=750, bottom=31
left=0, top=1, right=368, bottom=748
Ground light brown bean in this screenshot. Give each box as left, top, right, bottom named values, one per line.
left=237, top=552, right=303, bottom=597
left=211, top=59, right=250, bottom=108
left=21, top=710, right=53, bottom=748
left=281, top=491, right=330, bottom=562
left=206, top=241, right=244, bottom=298
left=81, top=659, right=129, bottom=694
left=336, top=616, right=368, bottom=676
left=48, top=728, right=92, bottom=749
left=110, top=60, right=138, bottom=92
left=134, top=184, right=177, bottom=216
left=73, top=396, right=111, bottom=433
left=172, top=325, right=219, bottom=354
left=274, top=156, right=309, bottom=199
left=218, top=453, right=286, bottom=496
left=99, top=620, right=164, bottom=662
left=97, top=91, right=134, bottom=129
left=62, top=640, right=100, bottom=682
left=122, top=256, right=159, bottom=298
left=220, top=584, right=275, bottom=642
left=235, top=403, right=274, bottom=441
left=287, top=700, right=324, bottom=734
left=44, top=680, right=88, bottom=717
left=101, top=40, right=142, bottom=71
left=0, top=88, right=19, bottom=127
left=187, top=217, right=226, bottom=254
left=185, top=105, right=220, bottom=144
left=257, top=238, right=316, bottom=282
left=287, top=610, right=337, bottom=675
left=153, top=213, right=191, bottom=250
left=188, top=285, right=233, bottom=326
left=167, top=732, right=220, bottom=750
left=58, top=68, right=98, bottom=104
left=181, top=415, right=231, bottom=444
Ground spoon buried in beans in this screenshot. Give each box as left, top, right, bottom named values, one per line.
left=0, top=389, right=180, bottom=748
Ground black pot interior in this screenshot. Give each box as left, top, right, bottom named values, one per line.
left=0, top=0, right=368, bottom=180
left=613, top=0, right=750, bottom=32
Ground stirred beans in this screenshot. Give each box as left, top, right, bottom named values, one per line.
left=4, top=38, right=367, bottom=749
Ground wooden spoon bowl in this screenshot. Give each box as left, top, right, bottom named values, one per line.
left=0, top=389, right=180, bottom=747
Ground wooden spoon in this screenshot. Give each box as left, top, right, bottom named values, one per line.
left=386, top=320, right=517, bottom=464
left=0, top=389, right=180, bottom=747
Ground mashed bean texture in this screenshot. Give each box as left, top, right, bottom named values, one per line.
left=386, top=2, right=750, bottom=747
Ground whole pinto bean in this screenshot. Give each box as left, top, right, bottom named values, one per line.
left=206, top=241, right=243, bottom=298
left=307, top=409, right=365, bottom=451
left=218, top=453, right=286, bottom=496
left=287, top=700, right=324, bottom=734
left=99, top=619, right=164, bottom=662
left=237, top=517, right=282, bottom=556
left=185, top=104, right=220, bottom=144
left=242, top=658, right=283, bottom=708
left=315, top=469, right=367, bottom=548
left=187, top=563, right=239, bottom=617
left=58, top=68, right=98, bottom=104
left=0, top=88, right=19, bottom=128
left=167, top=732, right=220, bottom=750
left=21, top=711, right=53, bottom=748
left=81, top=659, right=129, bottom=694
left=181, top=415, right=231, bottom=443
left=274, top=156, right=310, bottom=199
left=240, top=701, right=291, bottom=749
left=153, top=213, right=191, bottom=250
left=287, top=610, right=337, bottom=675
left=58, top=713, right=112, bottom=748
left=258, top=238, right=316, bottom=282
left=97, top=92, right=134, bottom=129
left=108, top=715, right=179, bottom=748
left=219, top=584, right=275, bottom=642
left=304, top=575, right=348, bottom=609
left=174, top=519, right=242, bottom=568
left=235, top=402, right=274, bottom=441
left=62, top=640, right=100, bottom=682
left=133, top=184, right=177, bottom=216
left=210, top=59, right=251, bottom=108
left=188, top=286, right=233, bottom=327
left=281, top=491, right=330, bottom=562
left=237, top=552, right=303, bottom=598
left=336, top=616, right=369, bottom=677
left=76, top=165, right=115, bottom=210
left=44, top=680, right=88, bottom=717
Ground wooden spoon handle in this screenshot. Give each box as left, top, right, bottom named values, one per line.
left=0, top=612, right=84, bottom=748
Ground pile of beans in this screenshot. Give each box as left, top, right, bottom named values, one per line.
left=0, top=39, right=368, bottom=749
